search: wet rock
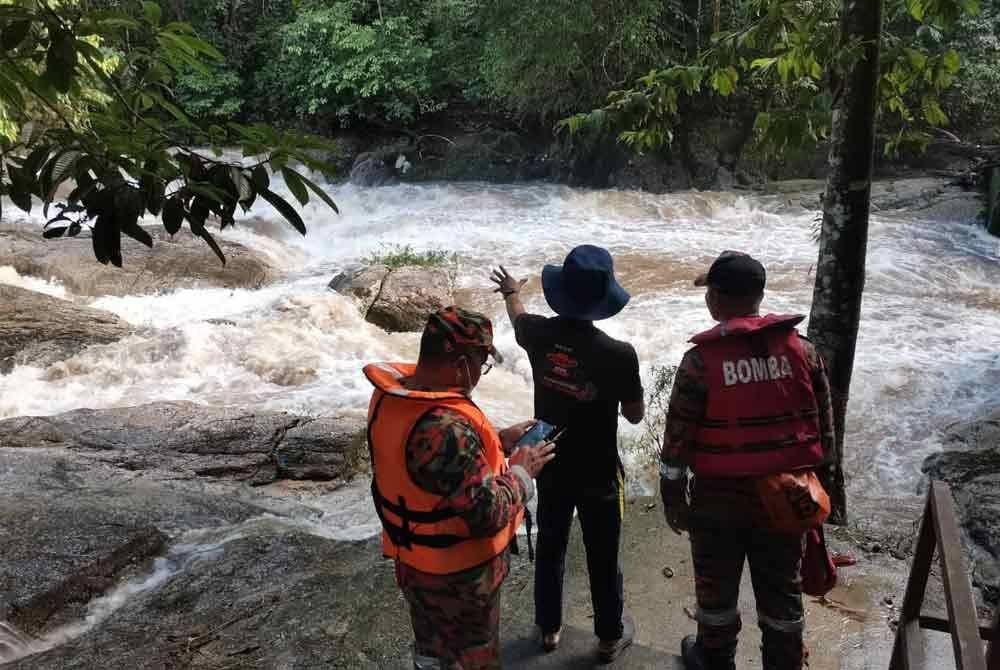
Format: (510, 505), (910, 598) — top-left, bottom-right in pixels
(350, 154), (398, 187)
(328, 264), (390, 315)
(765, 177), (984, 222)
(6, 527), (415, 670)
(9, 527), (167, 637)
(0, 284), (131, 373)
(370, 266), (453, 332)
(0, 401), (368, 486)
(0, 447), (267, 638)
(923, 408), (1000, 604)
(329, 265), (453, 333)
(0, 224), (276, 297)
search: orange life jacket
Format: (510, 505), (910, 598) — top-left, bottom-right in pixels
(363, 362), (523, 575)
(690, 315), (825, 478)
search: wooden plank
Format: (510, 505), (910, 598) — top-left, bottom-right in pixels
(898, 620), (925, 670)
(919, 614), (994, 638)
(900, 493), (936, 622)
(891, 493), (936, 670)
(987, 610), (999, 670)
(930, 482), (988, 670)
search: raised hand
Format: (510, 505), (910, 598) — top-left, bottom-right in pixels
(490, 265), (527, 297)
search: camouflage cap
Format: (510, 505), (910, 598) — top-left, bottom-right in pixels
(424, 306), (503, 363)
(694, 250), (766, 296)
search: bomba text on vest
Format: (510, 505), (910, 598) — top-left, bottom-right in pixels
(721, 355), (794, 387)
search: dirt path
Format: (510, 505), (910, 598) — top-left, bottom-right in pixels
(499, 497), (954, 670)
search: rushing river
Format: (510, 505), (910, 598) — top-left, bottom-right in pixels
(2, 181), (999, 535)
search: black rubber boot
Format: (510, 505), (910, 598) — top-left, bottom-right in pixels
(681, 634), (737, 670)
(761, 628), (804, 670)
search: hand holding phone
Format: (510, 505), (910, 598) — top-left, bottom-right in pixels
(515, 420), (557, 449)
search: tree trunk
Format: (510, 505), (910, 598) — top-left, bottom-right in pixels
(807, 0), (884, 526)
(988, 167), (1000, 237)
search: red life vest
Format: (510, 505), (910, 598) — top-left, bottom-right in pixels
(363, 362), (523, 575)
(690, 314), (824, 479)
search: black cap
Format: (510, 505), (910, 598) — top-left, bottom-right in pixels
(694, 251), (766, 296)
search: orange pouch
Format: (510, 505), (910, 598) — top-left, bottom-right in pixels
(755, 470), (831, 533)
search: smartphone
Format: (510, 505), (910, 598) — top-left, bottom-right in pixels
(515, 420), (557, 448)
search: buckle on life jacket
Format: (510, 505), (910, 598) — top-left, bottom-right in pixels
(372, 481), (468, 549)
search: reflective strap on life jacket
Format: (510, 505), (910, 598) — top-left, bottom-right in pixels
(371, 480), (467, 549)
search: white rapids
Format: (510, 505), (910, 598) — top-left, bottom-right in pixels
(2, 180), (1000, 534)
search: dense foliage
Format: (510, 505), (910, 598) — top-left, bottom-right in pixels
(1, 0), (995, 266)
(161, 0), (995, 146)
(0, 0), (339, 266)
(562, 0), (983, 156)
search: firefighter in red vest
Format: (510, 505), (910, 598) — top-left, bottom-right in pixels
(659, 252), (836, 670)
(365, 306), (555, 669)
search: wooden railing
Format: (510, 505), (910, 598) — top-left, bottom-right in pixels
(890, 481), (999, 670)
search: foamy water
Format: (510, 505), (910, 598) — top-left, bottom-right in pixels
(2, 182), (999, 531)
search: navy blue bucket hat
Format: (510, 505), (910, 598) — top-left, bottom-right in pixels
(542, 245), (630, 321)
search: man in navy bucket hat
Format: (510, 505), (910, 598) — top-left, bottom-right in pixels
(491, 245), (645, 662)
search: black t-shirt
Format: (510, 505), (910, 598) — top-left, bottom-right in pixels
(514, 314), (643, 486)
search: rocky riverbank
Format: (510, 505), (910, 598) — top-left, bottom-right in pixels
(0, 413), (920, 670)
(924, 408), (1000, 606)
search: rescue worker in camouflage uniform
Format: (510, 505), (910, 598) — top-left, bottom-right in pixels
(364, 306), (556, 670)
(659, 252), (837, 670)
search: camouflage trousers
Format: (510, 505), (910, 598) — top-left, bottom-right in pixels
(689, 524), (806, 670)
(395, 556), (507, 670)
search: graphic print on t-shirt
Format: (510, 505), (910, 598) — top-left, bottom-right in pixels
(540, 344), (598, 402)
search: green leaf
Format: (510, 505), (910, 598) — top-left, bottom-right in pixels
(143, 1), (162, 26)
(162, 197), (184, 235)
(195, 227), (226, 265)
(187, 182), (229, 205)
(251, 165), (270, 190)
(23, 145), (51, 178)
(260, 188), (306, 235)
(289, 167), (339, 214)
(281, 167), (309, 206)
(10, 190), (31, 213)
(148, 92), (192, 126)
(750, 57), (777, 71)
(941, 50), (961, 74)
(230, 167), (253, 202)
(44, 35), (76, 94)
(122, 221), (154, 248)
(92, 211), (122, 267)
(1, 20), (30, 51)
(51, 150), (82, 185)
(43, 226), (69, 239)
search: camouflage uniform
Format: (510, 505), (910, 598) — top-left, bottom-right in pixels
(395, 406), (530, 669)
(661, 341), (836, 670)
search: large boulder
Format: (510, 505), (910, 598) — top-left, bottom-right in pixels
(923, 409), (1000, 604)
(349, 154), (400, 187)
(0, 284), (131, 373)
(329, 265), (453, 332)
(0, 401), (367, 486)
(0, 225), (276, 297)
